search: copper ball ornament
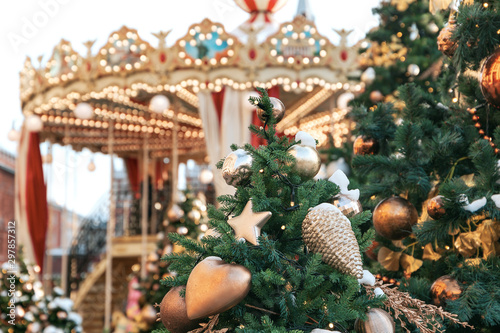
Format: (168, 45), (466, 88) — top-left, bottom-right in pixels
(369, 90), (384, 103)
(437, 20), (458, 58)
(222, 149), (253, 186)
(430, 275), (462, 307)
(480, 47), (500, 108)
(256, 97), (285, 123)
(287, 144), (322, 182)
(353, 136), (379, 155)
(372, 197), (418, 240)
(354, 308), (395, 333)
(160, 286), (202, 333)
(427, 195), (446, 220)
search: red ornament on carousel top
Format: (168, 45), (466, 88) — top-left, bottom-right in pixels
(234, 0), (288, 25)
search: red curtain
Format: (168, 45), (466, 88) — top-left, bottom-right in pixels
(211, 87), (226, 126)
(25, 133), (48, 271)
(125, 158), (140, 196)
(251, 85), (280, 147)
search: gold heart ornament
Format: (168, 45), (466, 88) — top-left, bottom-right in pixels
(186, 256), (252, 319)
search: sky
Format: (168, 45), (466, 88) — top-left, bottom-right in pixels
(0, 0), (382, 215)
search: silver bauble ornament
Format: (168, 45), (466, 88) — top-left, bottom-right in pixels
(256, 97), (285, 123)
(287, 144), (321, 182)
(222, 149), (253, 186)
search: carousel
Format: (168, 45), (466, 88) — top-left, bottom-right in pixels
(16, 0), (365, 331)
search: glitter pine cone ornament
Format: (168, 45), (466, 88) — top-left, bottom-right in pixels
(302, 203), (364, 278)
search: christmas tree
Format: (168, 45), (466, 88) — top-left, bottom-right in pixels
(154, 89), (470, 333)
(0, 250), (82, 333)
(351, 1), (500, 332)
(357, 0), (444, 106)
(138, 189), (208, 332)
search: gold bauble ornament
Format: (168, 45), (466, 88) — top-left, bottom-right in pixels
(354, 308), (395, 333)
(437, 20), (457, 58)
(427, 195), (446, 220)
(369, 90), (384, 103)
(187, 209), (201, 223)
(185, 256), (252, 320)
(372, 197), (418, 240)
(227, 200), (272, 245)
(160, 286), (202, 333)
(430, 275), (462, 307)
(167, 204), (184, 221)
(302, 203), (364, 278)
(287, 144), (321, 182)
(256, 97), (285, 123)
(480, 47), (500, 108)
(353, 136), (379, 155)
(222, 149), (253, 186)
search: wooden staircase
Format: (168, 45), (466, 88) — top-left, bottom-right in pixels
(72, 236), (157, 333)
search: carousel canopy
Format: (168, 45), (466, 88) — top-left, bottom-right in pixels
(20, 5), (364, 161)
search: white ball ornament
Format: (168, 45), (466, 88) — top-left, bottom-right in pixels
(74, 102), (94, 119)
(87, 160), (96, 172)
(361, 67), (376, 84)
(7, 128), (20, 141)
(199, 168), (214, 184)
(26, 114), (43, 132)
(408, 64), (420, 76)
(150, 95), (170, 113)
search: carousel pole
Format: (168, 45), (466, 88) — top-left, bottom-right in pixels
(61, 124), (70, 295)
(171, 108), (179, 221)
(43, 142), (53, 295)
(151, 157), (157, 234)
(140, 136), (149, 280)
(104, 119), (115, 332)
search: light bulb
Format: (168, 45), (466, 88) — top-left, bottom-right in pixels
(150, 95), (170, 113)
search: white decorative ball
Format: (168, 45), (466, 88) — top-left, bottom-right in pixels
(408, 64), (420, 76)
(74, 102), (94, 119)
(199, 168), (214, 184)
(26, 115), (43, 132)
(361, 67), (376, 84)
(87, 160), (96, 172)
(7, 128), (20, 142)
(177, 226), (189, 235)
(150, 95), (170, 113)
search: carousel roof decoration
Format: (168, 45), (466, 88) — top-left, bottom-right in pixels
(20, 1), (364, 159)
